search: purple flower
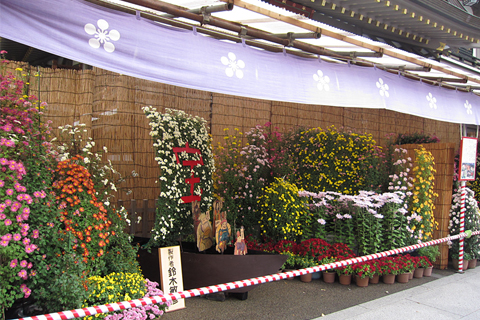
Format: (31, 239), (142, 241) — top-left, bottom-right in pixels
(10, 259), (18, 268)
(0, 239), (8, 247)
(10, 203), (20, 212)
(6, 189), (14, 196)
(22, 238), (30, 246)
(21, 212), (29, 221)
(20, 260), (28, 268)
(18, 269), (28, 280)
(13, 233), (21, 241)
(32, 229), (39, 239)
(2, 233), (12, 241)
(0, 180), (4, 187)
(24, 287), (31, 298)
(25, 244), (37, 253)
(4, 219), (12, 226)
(0, 213), (5, 219)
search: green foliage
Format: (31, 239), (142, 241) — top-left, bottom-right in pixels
(34, 253), (91, 312)
(96, 207), (140, 276)
(417, 245), (440, 263)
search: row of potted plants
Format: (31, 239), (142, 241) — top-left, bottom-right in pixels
(245, 236), (441, 286)
(298, 254), (435, 286)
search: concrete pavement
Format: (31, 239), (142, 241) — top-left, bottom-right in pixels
(163, 263), (479, 320)
(317, 265), (480, 320)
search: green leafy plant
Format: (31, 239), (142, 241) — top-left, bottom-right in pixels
(417, 245), (440, 264)
(319, 256), (337, 273)
(295, 256), (317, 269)
(416, 256), (432, 268)
(280, 252), (297, 270)
(336, 264), (353, 276)
(351, 261), (376, 279)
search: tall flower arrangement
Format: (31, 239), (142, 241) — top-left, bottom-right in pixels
(448, 187), (480, 260)
(0, 62), (60, 314)
(281, 126), (384, 195)
(52, 156), (113, 264)
(143, 107), (214, 247)
(213, 125), (270, 230)
(408, 146), (438, 243)
(299, 190), (410, 255)
(258, 177), (310, 242)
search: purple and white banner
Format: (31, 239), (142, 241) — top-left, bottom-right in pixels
(1, 0), (479, 124)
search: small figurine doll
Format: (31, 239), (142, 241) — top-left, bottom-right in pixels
(215, 212), (231, 254)
(196, 210), (214, 252)
(234, 226), (247, 255)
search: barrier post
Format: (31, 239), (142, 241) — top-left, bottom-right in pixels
(458, 181), (466, 272)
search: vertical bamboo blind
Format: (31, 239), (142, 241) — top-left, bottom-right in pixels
(3, 62), (460, 266)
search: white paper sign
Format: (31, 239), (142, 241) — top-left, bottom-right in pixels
(159, 245), (185, 312)
(459, 137), (478, 181)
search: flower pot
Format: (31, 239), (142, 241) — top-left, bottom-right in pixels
(423, 266), (433, 277)
(355, 275), (369, 287)
(452, 259), (468, 271)
(413, 267), (424, 278)
(409, 271), (413, 280)
(300, 273), (313, 283)
(382, 274), (395, 284)
(469, 259), (477, 269)
(339, 274), (352, 285)
(322, 271), (336, 283)
(369, 274), (380, 284)
(396, 272), (410, 283)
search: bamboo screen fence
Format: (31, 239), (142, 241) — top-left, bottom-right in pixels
(4, 62), (462, 267)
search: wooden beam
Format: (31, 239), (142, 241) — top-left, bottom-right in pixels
(227, 0), (480, 85)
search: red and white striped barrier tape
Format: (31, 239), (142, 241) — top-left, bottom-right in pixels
(16, 231), (480, 320)
(458, 183), (467, 270)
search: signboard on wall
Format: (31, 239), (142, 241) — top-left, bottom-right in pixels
(459, 137), (478, 181)
(159, 246), (185, 312)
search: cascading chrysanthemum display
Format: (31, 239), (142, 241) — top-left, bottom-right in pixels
(143, 107), (215, 247)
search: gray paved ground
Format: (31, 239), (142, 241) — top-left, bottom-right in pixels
(162, 266), (460, 320)
(319, 262), (480, 320)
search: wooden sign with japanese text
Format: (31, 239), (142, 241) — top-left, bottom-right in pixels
(159, 246), (185, 312)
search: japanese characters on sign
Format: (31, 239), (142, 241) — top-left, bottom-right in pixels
(172, 142), (204, 204)
(159, 246), (185, 312)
